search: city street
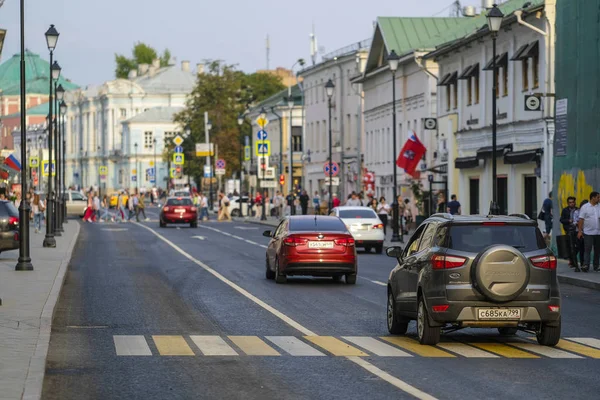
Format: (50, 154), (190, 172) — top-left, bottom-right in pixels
(41, 217), (600, 400)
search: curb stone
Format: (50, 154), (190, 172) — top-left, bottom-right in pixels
(21, 221), (81, 400)
(558, 275), (600, 291)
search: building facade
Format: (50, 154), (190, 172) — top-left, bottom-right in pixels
(63, 59), (198, 192)
(299, 41), (369, 200)
(425, 0), (553, 218)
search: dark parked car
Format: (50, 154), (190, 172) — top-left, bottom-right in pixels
(160, 197), (198, 228)
(264, 216), (358, 284)
(0, 200), (20, 253)
(386, 214), (561, 346)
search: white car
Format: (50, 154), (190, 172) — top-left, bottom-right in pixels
(330, 206), (385, 253)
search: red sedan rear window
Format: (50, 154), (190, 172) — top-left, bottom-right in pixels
(290, 217), (346, 232)
(166, 198), (193, 206)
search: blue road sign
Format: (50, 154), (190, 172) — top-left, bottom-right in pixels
(150, 178), (156, 183)
(257, 130), (268, 140)
(257, 142), (270, 155)
(174, 146), (183, 154)
(42, 160), (56, 177)
(204, 165), (212, 178)
(132, 176), (137, 182)
(147, 167), (155, 177)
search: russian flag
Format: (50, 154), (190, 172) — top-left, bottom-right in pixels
(4, 154), (21, 172)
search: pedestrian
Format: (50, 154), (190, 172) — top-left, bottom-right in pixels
(446, 194), (462, 215)
(117, 191), (126, 222)
(577, 191), (600, 273)
(200, 192), (209, 221)
(560, 196), (579, 270)
(137, 192), (148, 221)
(540, 192), (553, 240)
(377, 197), (390, 237)
(100, 195), (111, 222)
(92, 191), (100, 222)
(397, 196), (407, 234)
(299, 190), (309, 215)
(312, 191), (321, 215)
(255, 192), (263, 219)
(346, 192), (362, 207)
(286, 191), (296, 216)
(436, 192), (446, 213)
(83, 191), (94, 222)
(273, 191), (282, 218)
(332, 193), (340, 208)
(32, 193), (45, 233)
(14, 192), (21, 209)
(219, 193), (231, 221)
(574, 200), (588, 268)
(127, 193), (135, 221)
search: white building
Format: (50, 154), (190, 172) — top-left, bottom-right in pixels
(298, 40), (369, 200)
(423, 0), (554, 218)
(63, 59), (199, 192)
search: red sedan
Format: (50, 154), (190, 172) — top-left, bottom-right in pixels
(264, 216), (358, 284)
(160, 197), (198, 228)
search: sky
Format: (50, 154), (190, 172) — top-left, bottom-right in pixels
(0, 0), (465, 87)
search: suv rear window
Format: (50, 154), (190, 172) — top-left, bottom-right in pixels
(2, 201), (19, 217)
(166, 198), (193, 206)
(339, 209), (377, 219)
(447, 224), (546, 253)
(290, 217), (346, 232)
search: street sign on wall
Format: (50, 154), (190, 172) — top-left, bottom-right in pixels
(196, 143), (214, 157)
(260, 180), (277, 188)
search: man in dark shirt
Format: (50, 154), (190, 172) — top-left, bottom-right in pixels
(446, 194), (462, 215)
(560, 196), (579, 269)
(542, 192), (553, 239)
(286, 191), (296, 215)
(299, 190), (309, 215)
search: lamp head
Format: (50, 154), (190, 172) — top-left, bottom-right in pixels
(45, 24), (59, 51)
(51, 61), (61, 80)
(387, 50), (400, 73)
(487, 4), (504, 33)
(325, 79), (335, 99)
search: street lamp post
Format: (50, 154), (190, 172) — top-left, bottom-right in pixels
(153, 138), (157, 193)
(60, 101), (68, 223)
(259, 107), (267, 221)
(55, 84), (65, 232)
(287, 96), (294, 200)
(487, 4), (504, 215)
(387, 50), (402, 243)
(134, 143), (138, 191)
(184, 125), (192, 189)
(325, 79), (335, 213)
(204, 114), (213, 210)
(237, 115), (245, 216)
(15, 0), (34, 270)
(43, 25), (59, 249)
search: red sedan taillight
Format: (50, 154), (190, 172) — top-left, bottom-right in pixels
(190, 207), (197, 212)
(334, 238), (355, 247)
(529, 255), (557, 270)
(283, 237), (308, 247)
(431, 254), (467, 269)
(163, 206), (170, 212)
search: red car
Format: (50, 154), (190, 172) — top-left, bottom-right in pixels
(264, 216), (358, 284)
(160, 197), (198, 228)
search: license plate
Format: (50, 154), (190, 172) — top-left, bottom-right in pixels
(308, 241), (334, 249)
(477, 308), (521, 320)
(175, 208), (185, 213)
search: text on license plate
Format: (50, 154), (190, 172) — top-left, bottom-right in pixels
(308, 241), (334, 249)
(175, 209), (185, 213)
(478, 308), (521, 320)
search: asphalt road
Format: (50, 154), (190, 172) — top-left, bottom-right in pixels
(42, 217), (600, 400)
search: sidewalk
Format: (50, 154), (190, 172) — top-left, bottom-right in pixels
(557, 259), (600, 290)
(0, 222), (81, 400)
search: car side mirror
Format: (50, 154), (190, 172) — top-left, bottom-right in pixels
(386, 246), (403, 260)
(263, 230), (273, 238)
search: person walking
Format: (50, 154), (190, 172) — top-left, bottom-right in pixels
(273, 191), (282, 218)
(100, 195), (112, 222)
(446, 194), (462, 215)
(92, 191), (100, 222)
(220, 193), (232, 221)
(345, 192), (362, 207)
(32, 193), (45, 233)
(127, 193), (136, 221)
(83, 191), (95, 222)
(312, 191), (321, 215)
(200, 192), (209, 221)
(377, 197), (390, 237)
(299, 190), (309, 215)
(577, 191), (600, 273)
(574, 200), (588, 268)
(117, 191), (127, 222)
(137, 192), (148, 221)
(332, 193), (340, 208)
(560, 196), (579, 270)
(286, 191), (296, 216)
(541, 192), (553, 240)
(255, 192), (263, 219)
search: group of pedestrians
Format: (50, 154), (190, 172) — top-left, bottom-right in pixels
(81, 188), (150, 224)
(561, 191), (600, 273)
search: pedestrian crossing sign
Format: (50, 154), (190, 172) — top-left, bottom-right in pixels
(98, 165), (108, 175)
(255, 140), (271, 157)
(42, 160), (55, 177)
(29, 156), (39, 168)
(173, 153), (185, 165)
(244, 146), (251, 161)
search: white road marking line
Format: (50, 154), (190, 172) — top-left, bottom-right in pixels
(266, 336), (326, 356)
(347, 357), (438, 400)
(235, 226), (259, 230)
(199, 225), (269, 248)
(358, 277), (388, 287)
(508, 342), (583, 359)
(567, 337), (600, 350)
(437, 342), (499, 358)
(190, 335), (238, 356)
(134, 222), (438, 400)
(114, 335), (152, 356)
(343, 337), (412, 357)
(232, 235), (245, 240)
(191, 236), (206, 240)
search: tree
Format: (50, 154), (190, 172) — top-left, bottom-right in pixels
(114, 42), (172, 79)
(174, 61), (285, 191)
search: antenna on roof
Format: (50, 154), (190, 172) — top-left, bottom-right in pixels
(310, 23), (318, 66)
(450, 0), (462, 17)
(266, 34), (270, 70)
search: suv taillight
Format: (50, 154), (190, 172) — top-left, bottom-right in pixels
(8, 216), (18, 226)
(334, 238), (355, 247)
(283, 237), (308, 247)
(432, 254), (467, 269)
(529, 255), (557, 270)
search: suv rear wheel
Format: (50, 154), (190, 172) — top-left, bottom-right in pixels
(417, 297), (440, 345)
(387, 292), (408, 334)
(537, 317), (561, 346)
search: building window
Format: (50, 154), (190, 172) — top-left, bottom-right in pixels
(503, 65), (509, 97)
(144, 131), (153, 149)
(474, 72), (480, 104)
(120, 108), (126, 118)
(522, 58), (529, 91)
(452, 83), (458, 109)
(446, 85), (451, 111)
(532, 48), (539, 89)
(292, 127), (303, 152)
(164, 131), (176, 142)
(466, 76), (473, 106)
(439, 71), (457, 111)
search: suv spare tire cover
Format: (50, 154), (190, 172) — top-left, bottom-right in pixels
(471, 245), (530, 303)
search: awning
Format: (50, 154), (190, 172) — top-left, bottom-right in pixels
(483, 52), (508, 70)
(476, 144), (513, 159)
(437, 73), (451, 86)
(455, 156), (479, 169)
(438, 71), (458, 86)
(458, 63), (479, 80)
(511, 44), (529, 61)
(503, 148), (543, 164)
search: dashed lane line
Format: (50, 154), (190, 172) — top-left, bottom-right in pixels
(133, 222), (438, 400)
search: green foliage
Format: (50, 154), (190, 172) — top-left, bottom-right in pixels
(174, 61), (285, 185)
(114, 42), (172, 79)
(410, 179), (427, 215)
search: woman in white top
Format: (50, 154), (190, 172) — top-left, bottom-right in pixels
(377, 197), (391, 237)
(32, 194), (45, 233)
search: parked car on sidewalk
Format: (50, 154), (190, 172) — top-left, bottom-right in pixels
(385, 213), (561, 346)
(330, 206), (385, 254)
(228, 196), (250, 217)
(160, 197), (198, 228)
(63, 191), (87, 217)
(0, 200), (20, 253)
(264, 215), (358, 284)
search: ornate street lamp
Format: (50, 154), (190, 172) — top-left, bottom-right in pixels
(388, 50), (402, 243)
(60, 100), (68, 223)
(134, 142), (138, 191)
(486, 4), (504, 215)
(55, 84), (65, 231)
(287, 96), (294, 199)
(325, 79), (335, 213)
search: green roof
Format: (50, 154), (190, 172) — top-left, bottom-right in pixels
(254, 84), (302, 110)
(4, 101), (49, 119)
(0, 50), (79, 95)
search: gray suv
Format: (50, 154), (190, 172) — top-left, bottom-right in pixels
(386, 214), (561, 346)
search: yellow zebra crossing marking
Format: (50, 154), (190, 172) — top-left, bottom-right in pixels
(152, 335), (195, 356)
(113, 335), (600, 359)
